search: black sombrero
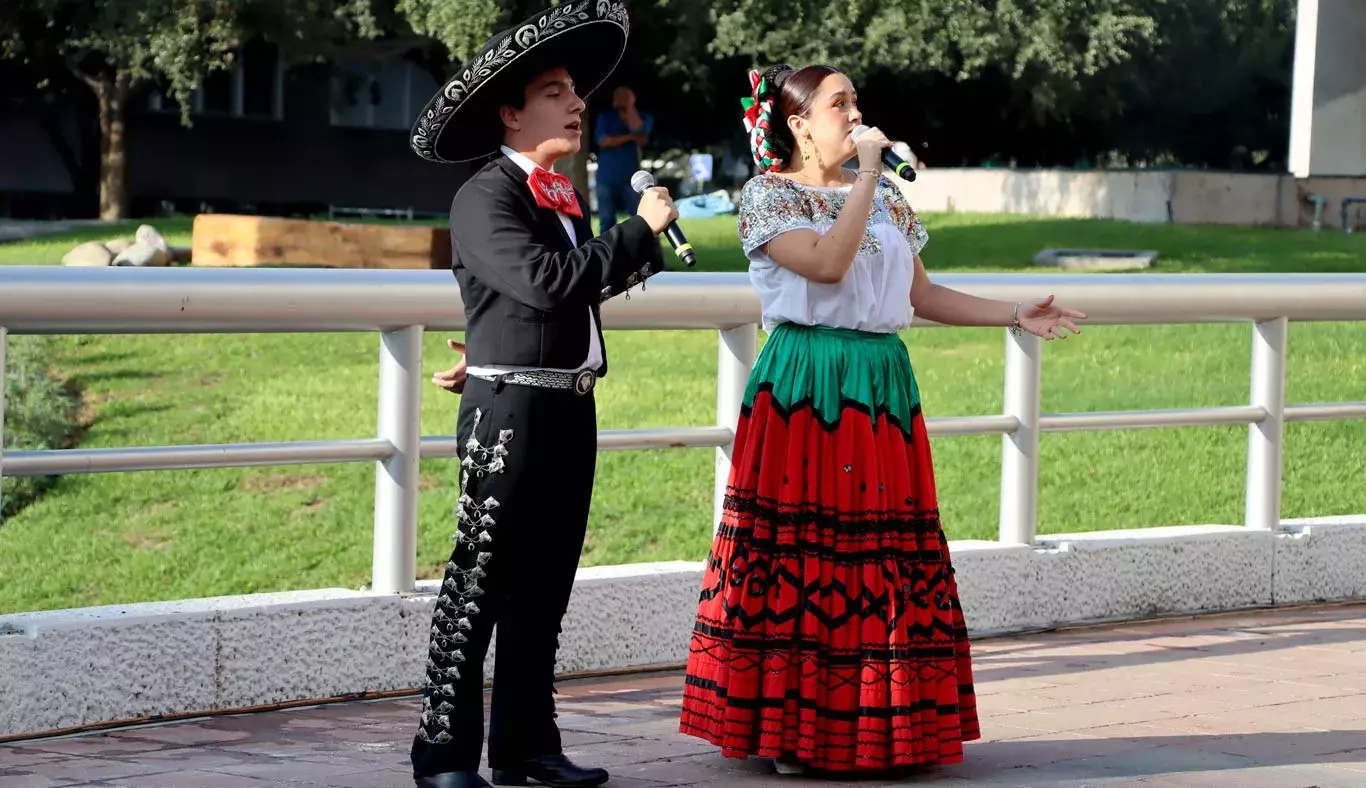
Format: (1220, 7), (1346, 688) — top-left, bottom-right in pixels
(410, 0), (630, 164)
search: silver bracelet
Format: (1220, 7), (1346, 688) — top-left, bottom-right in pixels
(1009, 302), (1022, 335)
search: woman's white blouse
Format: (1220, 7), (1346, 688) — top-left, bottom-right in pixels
(737, 172), (929, 335)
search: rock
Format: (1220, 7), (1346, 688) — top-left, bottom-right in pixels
(104, 238), (132, 255)
(62, 240), (114, 267)
(1032, 248), (1157, 272)
(112, 241), (171, 267)
(136, 224), (169, 252)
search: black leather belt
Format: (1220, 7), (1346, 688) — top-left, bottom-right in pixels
(470, 368), (596, 395)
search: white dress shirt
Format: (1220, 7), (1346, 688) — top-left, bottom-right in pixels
(466, 146), (603, 379)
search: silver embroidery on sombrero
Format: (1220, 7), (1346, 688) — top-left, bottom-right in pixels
(411, 0), (630, 162)
(416, 407), (513, 745)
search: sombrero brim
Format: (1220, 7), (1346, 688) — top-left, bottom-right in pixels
(411, 1), (630, 164)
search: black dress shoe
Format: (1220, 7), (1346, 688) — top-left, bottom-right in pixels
(416, 772), (492, 788)
(491, 753), (609, 787)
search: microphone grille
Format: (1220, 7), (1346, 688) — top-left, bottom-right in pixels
(630, 170), (655, 193)
(851, 124), (870, 139)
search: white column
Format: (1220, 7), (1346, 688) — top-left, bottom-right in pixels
(1246, 318), (1288, 531)
(373, 326), (423, 594)
(999, 329), (1042, 544)
(714, 325), (757, 533)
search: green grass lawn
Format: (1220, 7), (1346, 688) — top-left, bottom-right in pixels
(1, 212), (1364, 614)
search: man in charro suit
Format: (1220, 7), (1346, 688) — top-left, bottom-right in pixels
(406, 3), (675, 787)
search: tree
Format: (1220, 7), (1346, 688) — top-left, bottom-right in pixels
(708, 0), (1154, 86)
(613, 0), (1161, 169)
(1, 0), (247, 219)
(1105, 0), (1296, 169)
(697, 0), (1295, 171)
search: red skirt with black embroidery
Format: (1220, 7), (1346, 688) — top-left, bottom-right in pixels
(678, 327), (979, 773)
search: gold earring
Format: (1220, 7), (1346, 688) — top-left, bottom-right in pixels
(806, 135), (825, 169)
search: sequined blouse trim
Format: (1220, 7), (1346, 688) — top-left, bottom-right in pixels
(736, 173), (929, 259)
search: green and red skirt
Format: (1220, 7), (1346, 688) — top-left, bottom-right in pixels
(679, 322), (980, 773)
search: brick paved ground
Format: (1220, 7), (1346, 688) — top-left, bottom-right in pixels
(4, 603), (1365, 787)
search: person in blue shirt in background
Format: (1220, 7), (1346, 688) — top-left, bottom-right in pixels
(594, 86), (653, 231)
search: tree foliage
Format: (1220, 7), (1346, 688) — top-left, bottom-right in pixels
(1, 0), (244, 125)
(0, 0), (1303, 217)
(708, 0), (1155, 84)
(680, 0), (1294, 170)
(395, 0), (502, 63)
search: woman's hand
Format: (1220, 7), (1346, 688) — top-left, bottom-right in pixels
(1017, 296), (1087, 340)
(854, 126), (891, 173)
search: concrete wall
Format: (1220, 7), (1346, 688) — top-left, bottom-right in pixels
(1290, 0), (1366, 178)
(900, 169), (1174, 223)
(896, 169), (1366, 229)
(4, 516), (1365, 741)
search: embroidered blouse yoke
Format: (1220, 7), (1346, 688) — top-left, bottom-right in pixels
(737, 173), (929, 334)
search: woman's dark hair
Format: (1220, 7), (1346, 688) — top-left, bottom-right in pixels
(757, 64), (840, 165)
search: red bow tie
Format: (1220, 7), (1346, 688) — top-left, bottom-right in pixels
(527, 167), (583, 219)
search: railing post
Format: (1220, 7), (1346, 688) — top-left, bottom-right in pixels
(0, 326), (7, 518)
(1000, 328), (1042, 544)
(373, 326), (423, 594)
(715, 324), (757, 533)
(1246, 317), (1288, 530)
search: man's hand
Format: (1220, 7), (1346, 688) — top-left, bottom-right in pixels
(636, 186), (678, 236)
(431, 338), (468, 394)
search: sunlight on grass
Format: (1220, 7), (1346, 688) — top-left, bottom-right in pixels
(1, 214), (1364, 613)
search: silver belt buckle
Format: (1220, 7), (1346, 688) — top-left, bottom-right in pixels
(572, 369), (596, 395)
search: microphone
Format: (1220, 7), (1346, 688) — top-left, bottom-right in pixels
(852, 125), (917, 182)
(630, 170), (695, 267)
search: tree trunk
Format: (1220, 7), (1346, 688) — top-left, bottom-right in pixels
(90, 72), (132, 221)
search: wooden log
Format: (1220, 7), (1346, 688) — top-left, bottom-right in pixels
(190, 214), (450, 270)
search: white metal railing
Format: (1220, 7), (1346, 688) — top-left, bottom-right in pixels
(3, 267), (1366, 594)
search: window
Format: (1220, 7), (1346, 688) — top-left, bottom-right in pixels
(330, 60), (439, 131)
(145, 40), (285, 121)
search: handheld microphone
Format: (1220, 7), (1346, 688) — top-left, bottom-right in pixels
(630, 170), (695, 267)
(852, 125), (917, 182)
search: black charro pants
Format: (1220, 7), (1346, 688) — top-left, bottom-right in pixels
(411, 375), (597, 777)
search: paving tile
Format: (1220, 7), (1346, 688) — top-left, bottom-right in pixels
(209, 752), (378, 781)
(975, 690), (1088, 713)
(563, 734), (719, 768)
(558, 728), (630, 747)
(5, 755), (179, 783)
(0, 746), (70, 768)
(12, 734), (177, 758)
(1022, 683), (1176, 708)
(289, 767), (421, 788)
(0, 773), (86, 788)
(102, 745), (264, 772)
(214, 739), (346, 759)
(1325, 751), (1366, 775)
(976, 721), (1070, 742)
(106, 722), (254, 746)
(989, 699), (1184, 733)
(98, 768), (287, 787)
